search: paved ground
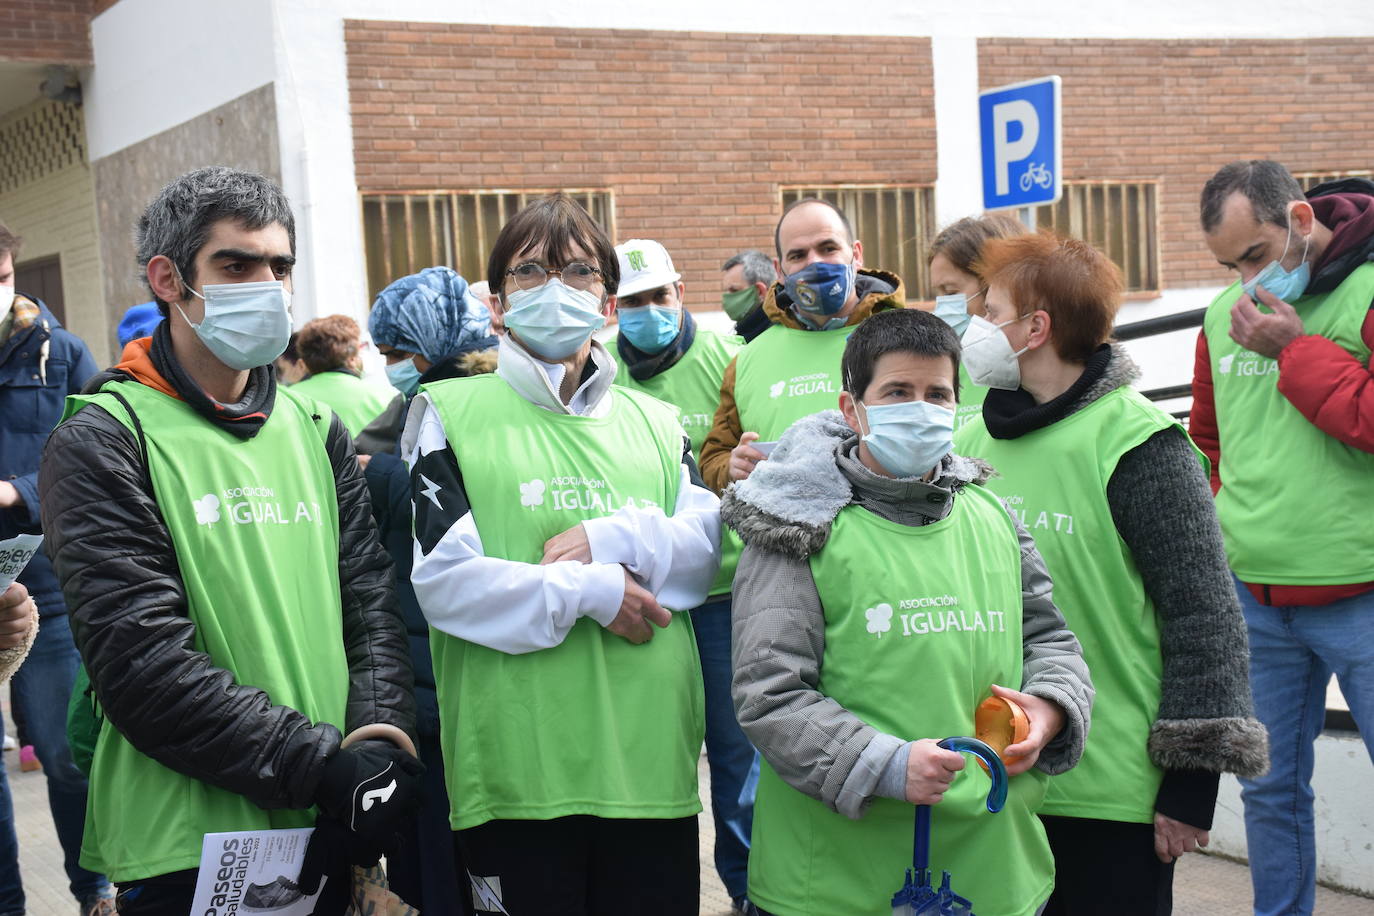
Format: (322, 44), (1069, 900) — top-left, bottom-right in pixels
(693, 757), (1374, 916)
(3, 726), (1371, 914)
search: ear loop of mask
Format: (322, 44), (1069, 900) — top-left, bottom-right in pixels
(1284, 208), (1312, 270)
(844, 369), (871, 438)
(168, 261), (206, 330)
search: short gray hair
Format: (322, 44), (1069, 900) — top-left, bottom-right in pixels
(1200, 160), (1305, 233)
(136, 167), (296, 313)
(722, 249), (775, 288)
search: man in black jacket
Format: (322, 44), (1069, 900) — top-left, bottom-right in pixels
(38, 167), (419, 915)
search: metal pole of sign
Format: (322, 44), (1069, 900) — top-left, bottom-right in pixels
(1019, 206), (1037, 231)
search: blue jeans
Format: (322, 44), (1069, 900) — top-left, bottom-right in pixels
(1234, 581), (1374, 916)
(0, 613), (107, 913)
(690, 597), (757, 903)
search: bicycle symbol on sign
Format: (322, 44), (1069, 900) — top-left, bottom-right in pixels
(1019, 162), (1054, 192)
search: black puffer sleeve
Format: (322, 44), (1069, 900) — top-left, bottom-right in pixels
(39, 403), (371, 810)
(323, 414), (415, 741)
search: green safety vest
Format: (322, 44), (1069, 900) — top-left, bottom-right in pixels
(1202, 264), (1374, 584)
(957, 386), (1186, 823)
(749, 488), (1051, 916)
(423, 375), (705, 830)
(721, 322), (853, 589)
(61, 382), (347, 882)
(954, 364), (988, 432)
(613, 328), (739, 459)
(733, 322), (852, 439)
(290, 370), (394, 437)
(615, 328), (739, 597)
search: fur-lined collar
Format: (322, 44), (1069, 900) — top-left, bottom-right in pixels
(720, 410), (992, 560)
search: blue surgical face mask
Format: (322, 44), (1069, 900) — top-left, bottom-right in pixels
(934, 291), (981, 337)
(618, 305), (681, 354)
(503, 279), (607, 360)
(385, 356), (422, 397)
(856, 397), (955, 479)
(784, 260), (855, 318)
(1242, 219), (1312, 303)
(174, 275), (292, 371)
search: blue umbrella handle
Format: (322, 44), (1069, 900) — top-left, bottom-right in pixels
(938, 736), (1008, 813)
(911, 736), (1011, 874)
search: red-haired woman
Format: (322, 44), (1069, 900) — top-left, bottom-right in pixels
(954, 232), (1268, 914)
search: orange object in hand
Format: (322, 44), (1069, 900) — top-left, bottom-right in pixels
(975, 695), (1031, 768)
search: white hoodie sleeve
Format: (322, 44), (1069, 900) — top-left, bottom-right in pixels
(404, 396), (627, 655)
(581, 465), (723, 610)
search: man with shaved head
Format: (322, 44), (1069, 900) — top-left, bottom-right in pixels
(1192, 159), (1374, 915)
(698, 199), (906, 494)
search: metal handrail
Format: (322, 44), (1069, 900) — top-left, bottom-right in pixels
(1112, 307), (1208, 341)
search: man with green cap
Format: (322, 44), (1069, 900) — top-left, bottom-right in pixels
(612, 237), (752, 910)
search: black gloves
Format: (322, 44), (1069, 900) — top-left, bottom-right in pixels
(299, 739), (425, 907)
(314, 739), (425, 836)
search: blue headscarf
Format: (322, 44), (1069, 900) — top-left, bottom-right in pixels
(368, 267), (494, 364)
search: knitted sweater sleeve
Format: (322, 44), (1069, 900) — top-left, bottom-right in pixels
(1105, 428), (1269, 796)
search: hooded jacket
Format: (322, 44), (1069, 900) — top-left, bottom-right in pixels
(721, 410), (1093, 819)
(1189, 179), (1374, 606)
(37, 333), (414, 811)
(698, 268), (905, 494)
(0, 295), (98, 618)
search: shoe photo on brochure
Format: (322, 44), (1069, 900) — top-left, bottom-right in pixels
(243, 874), (307, 911)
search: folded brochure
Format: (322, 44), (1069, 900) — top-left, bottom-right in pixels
(0, 534), (42, 593)
(191, 828), (325, 915)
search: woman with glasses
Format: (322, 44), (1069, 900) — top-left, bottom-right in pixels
(400, 193), (722, 914)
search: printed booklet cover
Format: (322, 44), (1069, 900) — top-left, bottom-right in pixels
(191, 828), (326, 915)
(0, 534), (42, 592)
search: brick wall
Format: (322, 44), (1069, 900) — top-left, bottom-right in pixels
(979, 39), (1374, 290)
(346, 21), (936, 306)
(0, 0), (93, 65)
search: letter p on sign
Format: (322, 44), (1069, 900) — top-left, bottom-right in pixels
(979, 75), (1061, 211)
(993, 100), (1038, 196)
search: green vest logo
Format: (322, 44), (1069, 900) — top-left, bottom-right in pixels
(865, 593), (1008, 639)
(1217, 352), (1276, 378)
(865, 602), (893, 637)
(192, 487), (324, 527)
(520, 479), (547, 507)
(193, 494), (221, 525)
(519, 476), (661, 514)
(769, 372), (834, 400)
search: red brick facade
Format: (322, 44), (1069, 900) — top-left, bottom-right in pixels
(0, 0), (93, 65)
(979, 39), (1374, 289)
(346, 21), (936, 304)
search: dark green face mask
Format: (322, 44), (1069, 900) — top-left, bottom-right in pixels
(721, 286), (759, 321)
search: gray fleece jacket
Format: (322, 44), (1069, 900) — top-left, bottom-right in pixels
(722, 410), (1094, 820)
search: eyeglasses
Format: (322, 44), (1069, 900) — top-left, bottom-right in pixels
(505, 260), (604, 292)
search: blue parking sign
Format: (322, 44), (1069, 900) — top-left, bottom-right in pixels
(979, 76), (1062, 211)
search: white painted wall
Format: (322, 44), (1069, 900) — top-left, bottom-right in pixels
(1210, 733), (1374, 896)
(86, 0), (277, 162)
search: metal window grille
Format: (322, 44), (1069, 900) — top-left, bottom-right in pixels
(779, 185), (938, 301)
(1032, 181), (1160, 294)
(1294, 170), (1372, 192)
(359, 189), (615, 300)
